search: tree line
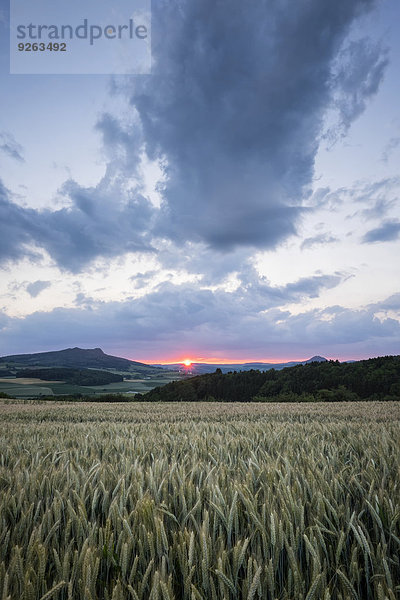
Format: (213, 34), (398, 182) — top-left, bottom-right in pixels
(16, 367), (123, 386)
(141, 355), (400, 402)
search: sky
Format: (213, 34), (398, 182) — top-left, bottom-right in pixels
(0, 0), (400, 364)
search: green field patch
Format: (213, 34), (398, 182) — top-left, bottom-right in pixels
(0, 373), (181, 397)
(0, 384), (54, 397)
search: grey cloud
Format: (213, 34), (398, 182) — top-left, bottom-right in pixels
(328, 37), (388, 142)
(0, 177), (156, 272)
(362, 220), (400, 243)
(156, 242), (255, 286)
(381, 137), (400, 163)
(130, 270), (159, 289)
(235, 266), (344, 307)
(74, 292), (96, 308)
(0, 0), (389, 271)
(368, 293), (400, 312)
(26, 280), (51, 298)
(283, 274), (343, 298)
(0, 283), (398, 360)
(353, 178), (400, 220)
(308, 188), (332, 208)
(301, 234), (338, 250)
(359, 197), (398, 220)
(308, 186), (350, 210)
(0, 181), (42, 263)
(0, 132), (24, 162)
(315, 178), (400, 220)
(0, 312), (10, 332)
(95, 113), (144, 177)
(126, 0), (382, 251)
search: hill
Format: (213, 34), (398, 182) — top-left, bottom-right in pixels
(0, 347), (163, 375)
(143, 355), (400, 402)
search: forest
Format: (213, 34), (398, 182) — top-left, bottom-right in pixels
(142, 355), (400, 402)
(16, 367), (123, 386)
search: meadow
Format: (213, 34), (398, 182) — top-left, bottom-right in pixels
(0, 373), (179, 399)
(0, 401), (399, 599)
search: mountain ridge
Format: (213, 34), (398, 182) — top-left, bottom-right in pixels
(0, 347), (160, 373)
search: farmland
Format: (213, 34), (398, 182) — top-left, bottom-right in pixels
(0, 347), (183, 398)
(0, 401), (399, 599)
(0, 372), (180, 399)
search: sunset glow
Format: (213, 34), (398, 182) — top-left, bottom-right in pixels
(147, 355), (334, 365)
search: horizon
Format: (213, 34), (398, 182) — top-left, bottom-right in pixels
(0, 344), (393, 366)
(1, 0), (400, 359)
(106, 350), (397, 365)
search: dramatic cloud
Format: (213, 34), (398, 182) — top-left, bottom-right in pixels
(127, 0), (384, 250)
(1, 1), (398, 365)
(39, 180), (155, 272)
(0, 282), (398, 360)
(0, 0), (389, 273)
(0, 180), (42, 263)
(362, 219), (400, 243)
(0, 177), (155, 272)
(26, 280), (51, 298)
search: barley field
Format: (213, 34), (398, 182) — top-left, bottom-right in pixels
(0, 401), (399, 600)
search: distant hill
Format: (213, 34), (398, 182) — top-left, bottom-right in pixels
(305, 355), (327, 363)
(0, 347), (163, 375)
(156, 355), (328, 374)
(143, 355), (400, 402)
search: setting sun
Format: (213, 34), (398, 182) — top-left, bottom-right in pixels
(183, 359), (192, 367)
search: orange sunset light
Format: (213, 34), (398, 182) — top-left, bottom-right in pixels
(182, 359), (192, 367)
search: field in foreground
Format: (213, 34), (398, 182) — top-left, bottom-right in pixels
(0, 402), (399, 600)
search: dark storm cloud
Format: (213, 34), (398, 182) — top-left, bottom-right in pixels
(362, 220), (400, 243)
(26, 280), (51, 298)
(0, 181), (42, 263)
(127, 0), (383, 250)
(38, 180), (156, 271)
(0, 177), (155, 272)
(0, 0), (388, 271)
